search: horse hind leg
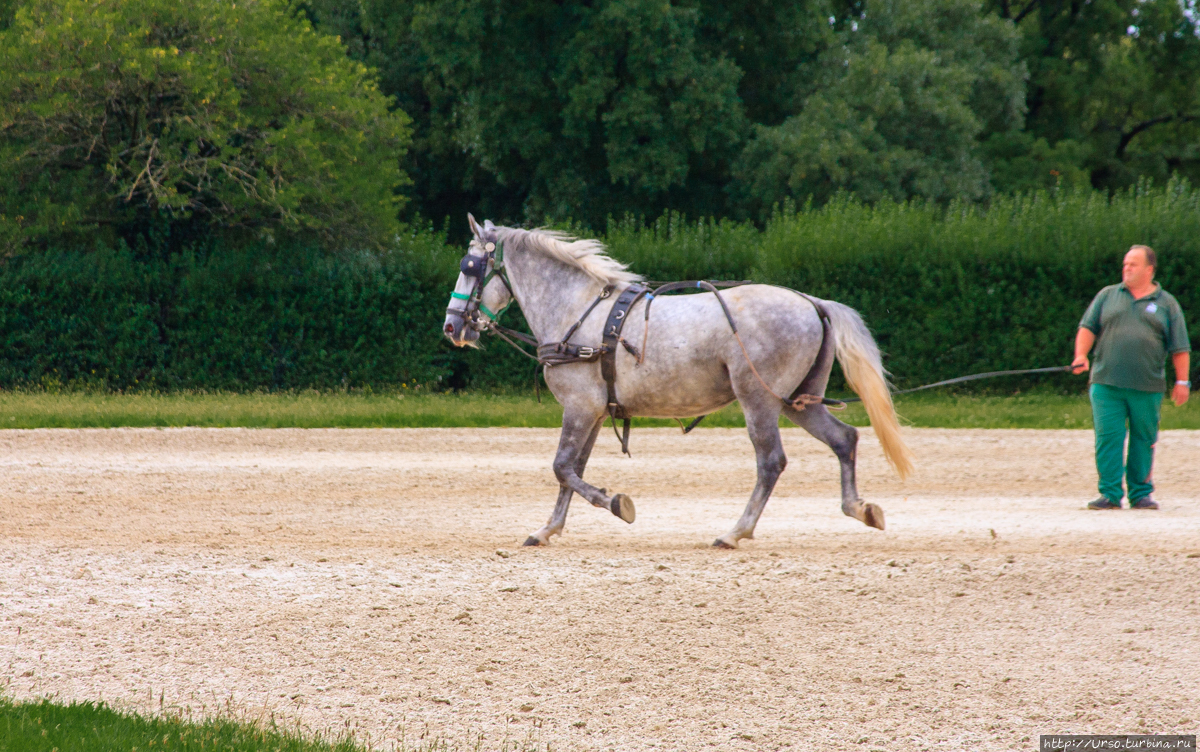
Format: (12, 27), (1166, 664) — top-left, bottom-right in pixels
(714, 399), (788, 549)
(524, 414), (607, 546)
(784, 403), (884, 530)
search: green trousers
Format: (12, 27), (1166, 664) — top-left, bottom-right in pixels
(1089, 383), (1163, 503)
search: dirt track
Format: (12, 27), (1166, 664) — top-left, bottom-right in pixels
(2, 426), (1199, 751)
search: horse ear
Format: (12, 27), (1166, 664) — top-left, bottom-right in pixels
(483, 219), (496, 232)
(467, 213), (483, 239)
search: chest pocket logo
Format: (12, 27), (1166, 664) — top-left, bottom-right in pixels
(1145, 302), (1158, 314)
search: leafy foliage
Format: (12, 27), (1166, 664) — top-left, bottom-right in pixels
(297, 0), (1200, 227)
(0, 0), (411, 253)
(320, 0), (749, 227)
(3, 185), (1196, 393)
(0, 232), (459, 390)
(986, 0), (1200, 193)
(2, 0), (1198, 396)
(733, 0), (1026, 216)
(6, 0), (1197, 238)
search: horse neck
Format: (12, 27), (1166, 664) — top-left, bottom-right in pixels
(504, 240), (609, 343)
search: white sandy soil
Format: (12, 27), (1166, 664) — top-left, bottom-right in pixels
(1, 427), (1198, 750)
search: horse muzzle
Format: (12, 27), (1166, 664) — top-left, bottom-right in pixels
(443, 314), (480, 347)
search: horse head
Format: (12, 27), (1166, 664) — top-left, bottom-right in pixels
(443, 213), (515, 347)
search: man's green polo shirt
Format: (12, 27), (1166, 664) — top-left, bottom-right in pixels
(1080, 283), (1190, 393)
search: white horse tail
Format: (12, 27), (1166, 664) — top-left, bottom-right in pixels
(823, 301), (915, 479)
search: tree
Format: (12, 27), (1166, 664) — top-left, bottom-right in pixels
(0, 0), (17, 31)
(986, 0), (1200, 192)
(301, 0), (1200, 226)
(0, 0), (412, 253)
(730, 0), (1026, 216)
(305, 0), (748, 229)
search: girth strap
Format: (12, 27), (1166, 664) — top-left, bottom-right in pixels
(600, 283), (649, 456)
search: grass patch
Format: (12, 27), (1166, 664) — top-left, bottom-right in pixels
(0, 696), (547, 752)
(828, 390), (1199, 429)
(0, 390), (566, 429)
(0, 389), (1197, 430)
(0, 697), (363, 752)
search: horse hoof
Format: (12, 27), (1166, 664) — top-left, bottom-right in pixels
(712, 538), (737, 549)
(862, 503), (886, 531)
(522, 536), (544, 547)
(610, 494), (635, 524)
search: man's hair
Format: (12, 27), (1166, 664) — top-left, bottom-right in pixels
(1130, 244), (1156, 268)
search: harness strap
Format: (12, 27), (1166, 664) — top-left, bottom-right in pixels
(478, 281), (647, 455)
(536, 340), (605, 365)
(639, 280), (751, 363)
(665, 285), (842, 432)
(600, 283), (650, 456)
(481, 284), (626, 369)
(680, 415), (707, 434)
(785, 292), (840, 408)
(562, 285), (614, 343)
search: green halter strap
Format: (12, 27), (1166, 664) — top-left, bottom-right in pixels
(477, 240), (514, 321)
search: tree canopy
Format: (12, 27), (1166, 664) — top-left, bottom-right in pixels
(3, 0), (1198, 243)
(732, 0), (1027, 215)
(0, 0), (412, 253)
(304, 0), (1200, 229)
(988, 0), (1200, 193)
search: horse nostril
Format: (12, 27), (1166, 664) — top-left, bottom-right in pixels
(444, 323), (455, 334)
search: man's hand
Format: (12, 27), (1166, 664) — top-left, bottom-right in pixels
(1073, 328), (1095, 374)
(1172, 383), (1190, 407)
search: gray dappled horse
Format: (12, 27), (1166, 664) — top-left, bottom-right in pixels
(443, 216), (914, 549)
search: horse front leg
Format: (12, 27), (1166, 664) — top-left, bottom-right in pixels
(714, 400), (787, 549)
(523, 415), (605, 546)
(543, 409), (636, 530)
(784, 403), (884, 530)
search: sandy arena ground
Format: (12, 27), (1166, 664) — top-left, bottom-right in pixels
(1, 426), (1199, 751)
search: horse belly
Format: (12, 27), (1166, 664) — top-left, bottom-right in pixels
(616, 314), (738, 418)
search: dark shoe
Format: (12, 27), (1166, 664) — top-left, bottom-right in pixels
(1087, 497), (1121, 509)
(1130, 497), (1159, 509)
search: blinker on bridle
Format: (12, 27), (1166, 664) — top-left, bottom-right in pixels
(447, 239), (514, 330)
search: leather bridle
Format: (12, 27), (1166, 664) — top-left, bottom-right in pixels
(446, 239), (515, 331)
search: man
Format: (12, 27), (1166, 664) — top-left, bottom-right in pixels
(1072, 245), (1191, 510)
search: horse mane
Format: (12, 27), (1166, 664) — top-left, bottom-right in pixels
(500, 228), (643, 286)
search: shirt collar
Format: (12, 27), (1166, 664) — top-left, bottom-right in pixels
(1119, 282), (1161, 300)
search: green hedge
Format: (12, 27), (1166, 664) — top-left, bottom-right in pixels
(0, 184), (1196, 392)
(748, 186), (1200, 391)
(602, 185), (1200, 392)
(0, 235), (446, 390)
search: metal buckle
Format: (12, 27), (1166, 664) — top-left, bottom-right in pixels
(576, 347), (595, 358)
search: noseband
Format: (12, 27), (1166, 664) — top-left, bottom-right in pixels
(446, 239), (514, 330)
